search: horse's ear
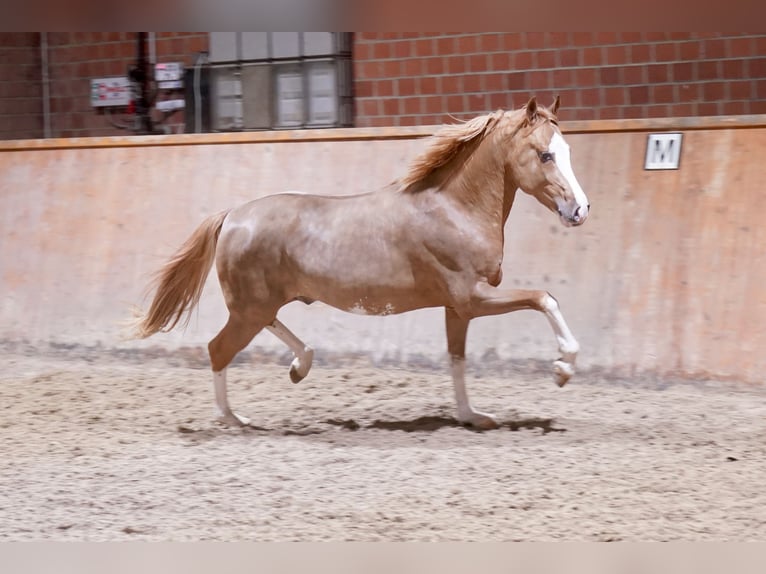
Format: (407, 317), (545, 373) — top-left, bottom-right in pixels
(550, 95), (560, 116)
(525, 97), (538, 123)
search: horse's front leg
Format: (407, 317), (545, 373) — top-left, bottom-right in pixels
(445, 308), (500, 430)
(469, 283), (580, 387)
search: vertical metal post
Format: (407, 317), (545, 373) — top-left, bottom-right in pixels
(135, 32), (153, 135)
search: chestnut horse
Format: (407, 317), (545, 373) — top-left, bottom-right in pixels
(133, 97), (589, 430)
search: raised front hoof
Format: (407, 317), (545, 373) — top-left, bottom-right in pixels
(289, 348), (314, 384)
(216, 411), (251, 427)
(553, 360), (575, 387)
(458, 411), (500, 431)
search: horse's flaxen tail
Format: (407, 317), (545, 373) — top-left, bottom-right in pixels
(132, 210), (230, 339)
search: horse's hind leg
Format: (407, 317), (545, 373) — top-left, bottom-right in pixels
(266, 319), (314, 383)
(208, 313), (265, 426)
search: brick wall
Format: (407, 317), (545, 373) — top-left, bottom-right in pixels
(47, 32), (208, 138)
(3, 32), (766, 139)
(353, 32), (766, 126)
(0, 32), (209, 139)
(0, 33), (43, 139)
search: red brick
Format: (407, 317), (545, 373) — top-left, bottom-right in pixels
(442, 75), (463, 94)
(673, 62), (695, 83)
(489, 52), (510, 71)
(628, 85), (649, 105)
(382, 98), (398, 115)
(669, 103), (696, 117)
(696, 60), (720, 81)
(402, 58), (421, 76)
(647, 64), (670, 83)
(594, 32), (618, 44)
(652, 84), (676, 104)
(727, 37), (753, 58)
(619, 32), (643, 43)
(397, 77), (416, 95)
(552, 68), (574, 87)
(528, 71), (550, 89)
(464, 74), (482, 92)
(507, 72), (528, 91)
(513, 51), (534, 70)
(524, 32), (546, 49)
(391, 41), (411, 59)
(446, 56), (466, 75)
(600, 106), (623, 119)
(704, 39), (727, 59)
(456, 35), (477, 54)
(436, 36), (455, 54)
(677, 83), (701, 102)
(580, 88), (601, 108)
(604, 87), (625, 106)
(698, 102), (720, 115)
(418, 76), (438, 94)
(654, 43), (677, 62)
(702, 81), (727, 101)
(375, 80), (396, 98)
(749, 58), (766, 78)
(571, 32), (593, 46)
(573, 67), (598, 86)
(500, 34), (523, 51)
(423, 57), (444, 75)
(728, 80), (751, 99)
(605, 46), (628, 65)
(355, 80), (373, 98)
(630, 43), (651, 63)
(623, 65), (645, 85)
(581, 47), (603, 67)
(721, 101), (748, 115)
(479, 34), (500, 52)
(414, 39), (434, 57)
(558, 49), (579, 68)
(600, 67), (621, 85)
(422, 95), (443, 113)
(446, 94), (464, 112)
(485, 73), (505, 92)
(645, 105), (670, 118)
(400, 97), (421, 115)
(488, 91), (511, 110)
(537, 51), (556, 69)
(359, 99), (379, 117)
(546, 32), (569, 48)
(720, 59), (745, 79)
(678, 41), (701, 61)
(468, 54), (488, 72)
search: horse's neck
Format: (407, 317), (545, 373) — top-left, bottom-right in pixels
(442, 133), (511, 227)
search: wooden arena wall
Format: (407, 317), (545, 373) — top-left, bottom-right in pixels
(1, 115), (765, 382)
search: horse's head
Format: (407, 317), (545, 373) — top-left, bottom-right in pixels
(507, 97), (589, 227)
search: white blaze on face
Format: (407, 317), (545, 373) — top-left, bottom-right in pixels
(549, 132), (589, 218)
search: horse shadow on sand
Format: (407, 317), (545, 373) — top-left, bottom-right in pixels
(177, 414), (566, 444)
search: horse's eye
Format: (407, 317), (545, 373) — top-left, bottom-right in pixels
(540, 151), (554, 163)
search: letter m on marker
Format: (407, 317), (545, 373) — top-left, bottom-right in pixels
(644, 133), (683, 170)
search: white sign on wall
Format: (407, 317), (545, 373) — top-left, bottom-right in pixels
(90, 77), (131, 107)
(644, 133), (683, 170)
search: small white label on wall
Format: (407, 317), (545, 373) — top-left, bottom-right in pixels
(90, 77), (131, 107)
(644, 133), (683, 170)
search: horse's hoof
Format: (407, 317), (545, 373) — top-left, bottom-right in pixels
(289, 348), (314, 384)
(553, 360), (575, 387)
(216, 411), (251, 427)
(459, 411), (500, 430)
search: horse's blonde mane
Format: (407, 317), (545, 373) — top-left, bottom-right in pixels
(398, 104), (560, 192)
(398, 110), (506, 191)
